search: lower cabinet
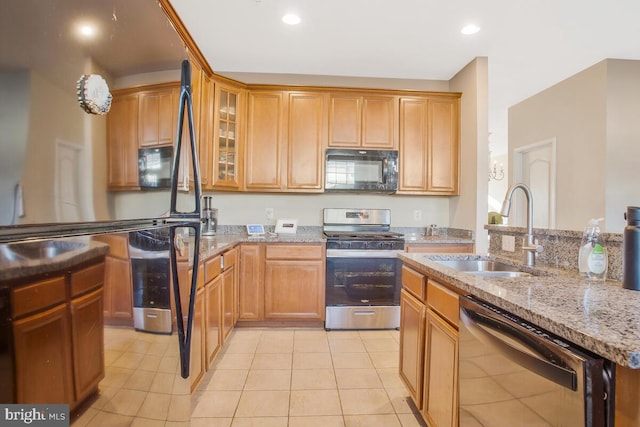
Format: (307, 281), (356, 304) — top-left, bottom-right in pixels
(239, 243), (325, 323)
(205, 275), (223, 366)
(239, 243), (325, 322)
(399, 265), (460, 427)
(264, 245), (324, 320)
(70, 288), (105, 404)
(189, 264), (205, 392)
(222, 247), (238, 339)
(11, 260), (105, 410)
(14, 302), (75, 405)
(92, 234), (133, 326)
(423, 307), (459, 427)
(239, 244), (264, 320)
(190, 246), (239, 390)
(399, 289), (426, 407)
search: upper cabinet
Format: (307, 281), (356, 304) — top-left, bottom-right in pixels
(138, 84), (179, 148)
(286, 91), (328, 192)
(245, 90), (286, 191)
(398, 95), (460, 195)
(210, 79), (246, 191)
(244, 90), (328, 192)
(328, 93), (397, 149)
(107, 93), (139, 190)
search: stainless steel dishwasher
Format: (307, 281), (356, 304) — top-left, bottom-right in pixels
(459, 296), (613, 427)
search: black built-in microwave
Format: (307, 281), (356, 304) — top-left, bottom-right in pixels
(325, 149), (398, 193)
(138, 146), (173, 189)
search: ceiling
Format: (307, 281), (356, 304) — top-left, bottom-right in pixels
(168, 0), (640, 154)
(1, 0), (185, 92)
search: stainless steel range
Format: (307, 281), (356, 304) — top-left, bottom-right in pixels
(323, 208), (405, 330)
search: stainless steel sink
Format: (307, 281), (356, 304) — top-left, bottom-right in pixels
(434, 259), (532, 277)
(0, 240), (86, 261)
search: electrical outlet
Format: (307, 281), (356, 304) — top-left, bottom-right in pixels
(502, 235), (516, 252)
(265, 208), (274, 221)
(413, 210), (422, 221)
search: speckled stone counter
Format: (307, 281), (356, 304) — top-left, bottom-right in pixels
(189, 231), (327, 261)
(399, 252), (640, 368)
(0, 237), (109, 282)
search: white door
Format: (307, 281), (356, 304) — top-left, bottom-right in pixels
(55, 141), (82, 222)
(514, 139), (556, 229)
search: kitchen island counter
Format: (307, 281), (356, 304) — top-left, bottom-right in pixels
(399, 252), (640, 369)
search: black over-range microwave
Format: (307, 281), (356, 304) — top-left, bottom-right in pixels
(325, 149), (398, 193)
(138, 146), (173, 189)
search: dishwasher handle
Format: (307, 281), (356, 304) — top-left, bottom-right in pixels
(460, 305), (578, 391)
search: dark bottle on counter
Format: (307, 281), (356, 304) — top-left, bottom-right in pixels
(623, 206), (640, 290)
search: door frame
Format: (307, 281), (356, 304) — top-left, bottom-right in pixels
(513, 138), (557, 229)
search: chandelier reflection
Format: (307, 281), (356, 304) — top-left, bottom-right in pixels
(488, 161), (504, 181)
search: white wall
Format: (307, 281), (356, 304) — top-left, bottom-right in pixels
(449, 57), (489, 253)
(0, 71), (29, 225)
(605, 60), (640, 231)
(113, 190), (451, 228)
(509, 60), (608, 231)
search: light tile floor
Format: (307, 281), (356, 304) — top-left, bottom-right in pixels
(72, 326), (426, 426)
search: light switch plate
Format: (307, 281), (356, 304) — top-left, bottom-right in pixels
(502, 235), (516, 252)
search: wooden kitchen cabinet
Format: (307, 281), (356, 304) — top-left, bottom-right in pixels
(211, 79), (245, 190)
(424, 280), (460, 427)
(400, 265), (460, 427)
(222, 247), (239, 337)
(399, 288), (427, 408)
(14, 302), (74, 405)
(286, 91), (327, 191)
(328, 93), (397, 149)
(239, 243), (324, 324)
(92, 234), (133, 326)
(423, 308), (459, 427)
(238, 244), (264, 320)
(70, 287), (104, 404)
(204, 255), (222, 367)
(245, 90), (286, 191)
(107, 93), (139, 189)
(398, 95), (460, 195)
(138, 84), (179, 147)
(264, 244), (325, 320)
(189, 264), (206, 392)
(12, 260), (105, 410)
(205, 274), (222, 365)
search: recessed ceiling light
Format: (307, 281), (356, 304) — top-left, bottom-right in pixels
(75, 22), (98, 39)
(461, 24), (480, 35)
(282, 13), (301, 25)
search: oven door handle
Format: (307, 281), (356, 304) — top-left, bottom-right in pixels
(326, 249), (403, 258)
(460, 306), (577, 391)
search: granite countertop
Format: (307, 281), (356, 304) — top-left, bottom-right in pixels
(399, 252), (640, 369)
(190, 231), (327, 261)
(0, 237), (109, 283)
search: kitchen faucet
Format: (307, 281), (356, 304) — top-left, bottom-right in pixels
(500, 183), (543, 266)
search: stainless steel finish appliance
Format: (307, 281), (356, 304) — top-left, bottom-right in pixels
(325, 149), (398, 193)
(324, 208), (404, 329)
(129, 229), (172, 334)
(138, 146), (173, 189)
(201, 196), (218, 236)
(459, 296), (613, 427)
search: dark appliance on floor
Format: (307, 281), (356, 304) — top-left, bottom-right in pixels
(323, 208), (405, 330)
(459, 296), (613, 426)
(129, 229), (172, 334)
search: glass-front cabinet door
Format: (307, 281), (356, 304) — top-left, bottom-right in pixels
(212, 80), (244, 190)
